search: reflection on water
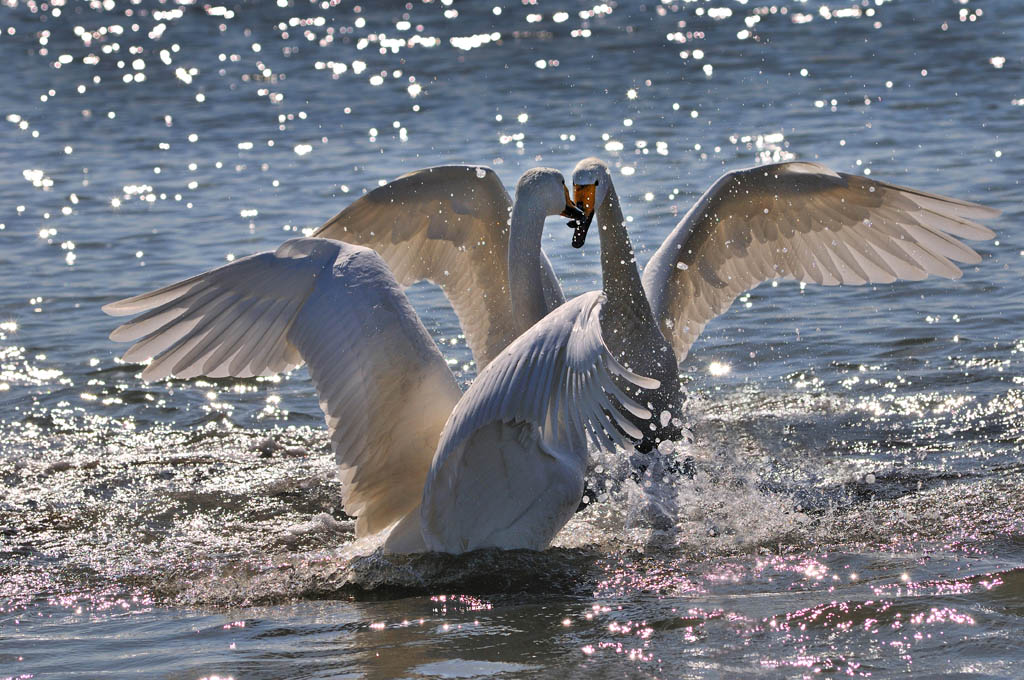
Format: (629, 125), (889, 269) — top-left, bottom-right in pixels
(1, 0), (1022, 677)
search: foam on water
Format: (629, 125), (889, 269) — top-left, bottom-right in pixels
(4, 379), (1021, 607)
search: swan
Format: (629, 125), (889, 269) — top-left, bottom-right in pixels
(566, 157), (998, 442)
(312, 165), (581, 371)
(103, 169), (659, 555)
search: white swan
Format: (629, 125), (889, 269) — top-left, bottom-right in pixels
(566, 157), (998, 442)
(103, 169), (657, 555)
(312, 165), (581, 371)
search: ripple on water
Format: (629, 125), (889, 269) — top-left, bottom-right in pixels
(0, 0), (1021, 676)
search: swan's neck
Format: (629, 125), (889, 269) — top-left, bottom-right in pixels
(508, 199), (550, 336)
(596, 182), (683, 446)
(596, 184), (655, 329)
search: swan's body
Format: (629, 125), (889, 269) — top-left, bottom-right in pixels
(566, 158), (998, 447)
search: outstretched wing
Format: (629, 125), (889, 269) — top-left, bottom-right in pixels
(104, 238), (462, 536)
(420, 291), (659, 552)
(642, 162), (999, 360)
(315, 165), (551, 370)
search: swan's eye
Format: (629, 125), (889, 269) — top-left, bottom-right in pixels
(594, 180), (599, 186)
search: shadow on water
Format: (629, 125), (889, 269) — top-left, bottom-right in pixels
(105, 543), (618, 608)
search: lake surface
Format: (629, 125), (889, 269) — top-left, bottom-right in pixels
(1, 0), (1022, 677)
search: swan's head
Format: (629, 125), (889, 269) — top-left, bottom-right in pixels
(568, 157), (613, 248)
(513, 168), (585, 221)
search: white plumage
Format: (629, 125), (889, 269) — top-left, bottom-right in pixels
(106, 239), (463, 538)
(638, 161), (999, 361)
(419, 292), (655, 553)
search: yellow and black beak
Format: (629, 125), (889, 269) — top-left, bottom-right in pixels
(560, 183), (586, 221)
(568, 183), (597, 248)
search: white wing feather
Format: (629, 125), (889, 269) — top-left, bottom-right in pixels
(419, 291), (659, 552)
(104, 237), (462, 536)
(642, 162), (999, 360)
(315, 165), (560, 370)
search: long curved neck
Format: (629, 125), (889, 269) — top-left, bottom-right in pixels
(596, 180), (682, 438)
(596, 182), (655, 329)
(508, 198), (550, 336)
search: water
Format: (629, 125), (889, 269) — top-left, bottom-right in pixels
(1, 0), (1022, 677)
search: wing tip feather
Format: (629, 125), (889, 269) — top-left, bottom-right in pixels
(102, 299), (138, 317)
